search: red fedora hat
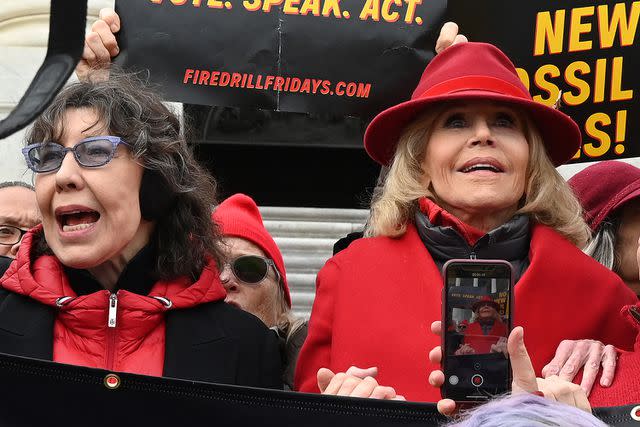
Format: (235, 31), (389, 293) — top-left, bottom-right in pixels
(364, 42), (582, 167)
(471, 295), (500, 312)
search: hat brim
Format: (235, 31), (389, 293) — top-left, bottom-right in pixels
(590, 185), (640, 230)
(364, 91), (582, 167)
(471, 301), (501, 312)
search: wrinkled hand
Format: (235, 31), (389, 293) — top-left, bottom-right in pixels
(490, 336), (508, 356)
(535, 376), (592, 413)
(428, 322), (591, 416)
(454, 344), (475, 355)
(76, 8), (120, 81)
(542, 339), (617, 396)
(435, 22), (468, 54)
(317, 366), (405, 400)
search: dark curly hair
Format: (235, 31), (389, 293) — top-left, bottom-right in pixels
(26, 71), (224, 279)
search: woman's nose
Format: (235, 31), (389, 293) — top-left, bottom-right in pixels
(219, 265), (237, 290)
(470, 120), (494, 146)
(55, 152), (84, 192)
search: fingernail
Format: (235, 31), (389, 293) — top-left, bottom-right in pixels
(602, 378), (611, 387)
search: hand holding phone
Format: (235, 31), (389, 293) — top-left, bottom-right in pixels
(440, 259), (514, 402)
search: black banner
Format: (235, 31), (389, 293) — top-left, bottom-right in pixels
(448, 0), (638, 162)
(0, 351), (445, 426)
(117, 0), (638, 163)
(0, 351), (636, 426)
(114, 0), (446, 118)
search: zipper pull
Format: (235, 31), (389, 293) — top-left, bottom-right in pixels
(108, 293), (118, 328)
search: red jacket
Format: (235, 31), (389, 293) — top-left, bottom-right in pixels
(0, 228), (226, 376)
(294, 222), (638, 402)
(589, 303), (640, 406)
(462, 319), (508, 354)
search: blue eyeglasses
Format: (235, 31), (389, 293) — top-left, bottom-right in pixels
(22, 136), (132, 173)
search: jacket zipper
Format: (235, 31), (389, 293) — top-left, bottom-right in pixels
(106, 292), (118, 371)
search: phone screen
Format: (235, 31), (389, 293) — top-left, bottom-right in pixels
(442, 260), (513, 402)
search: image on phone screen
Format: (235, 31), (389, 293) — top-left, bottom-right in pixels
(442, 261), (512, 402)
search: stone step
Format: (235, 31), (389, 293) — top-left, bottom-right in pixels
(264, 220), (364, 238)
(260, 206), (369, 319)
(286, 273), (317, 289)
(260, 206), (369, 223)
(282, 253), (330, 272)
(273, 237), (338, 252)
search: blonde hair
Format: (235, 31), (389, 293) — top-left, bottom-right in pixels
(275, 281), (306, 341)
(366, 106), (590, 248)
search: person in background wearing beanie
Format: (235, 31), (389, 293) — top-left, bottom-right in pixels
(570, 161), (640, 296)
(536, 160), (640, 405)
(294, 42), (638, 403)
(542, 160), (640, 398)
(212, 193), (307, 390)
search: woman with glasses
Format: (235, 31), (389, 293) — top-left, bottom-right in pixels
(212, 193), (307, 390)
(0, 73), (283, 388)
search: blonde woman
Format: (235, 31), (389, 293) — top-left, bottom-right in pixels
(294, 42), (637, 402)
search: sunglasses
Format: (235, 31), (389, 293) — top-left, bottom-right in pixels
(224, 255), (281, 284)
(22, 136), (132, 173)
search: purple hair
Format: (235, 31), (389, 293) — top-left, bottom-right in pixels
(447, 393), (607, 427)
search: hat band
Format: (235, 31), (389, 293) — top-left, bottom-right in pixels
(418, 75), (531, 100)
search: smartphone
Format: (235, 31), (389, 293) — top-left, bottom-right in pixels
(441, 259), (514, 402)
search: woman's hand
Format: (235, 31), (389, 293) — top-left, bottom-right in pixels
(428, 321), (591, 416)
(317, 366), (405, 400)
(490, 336), (508, 356)
(435, 22), (468, 54)
(541, 339), (617, 395)
(76, 8), (121, 81)
(454, 344), (475, 355)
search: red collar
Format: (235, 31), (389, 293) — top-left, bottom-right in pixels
(418, 198), (486, 246)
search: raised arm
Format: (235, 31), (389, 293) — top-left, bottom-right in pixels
(76, 8), (120, 81)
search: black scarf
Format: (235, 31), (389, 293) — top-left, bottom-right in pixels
(415, 210), (531, 282)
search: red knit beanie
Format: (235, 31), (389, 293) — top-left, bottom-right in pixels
(568, 161), (640, 231)
(212, 194), (291, 307)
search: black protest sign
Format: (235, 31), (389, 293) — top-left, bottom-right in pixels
(448, 0), (638, 163)
(0, 351), (446, 426)
(114, 0), (446, 118)
(0, 350), (636, 426)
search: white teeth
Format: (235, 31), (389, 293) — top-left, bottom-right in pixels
(462, 164), (500, 173)
(62, 223), (94, 232)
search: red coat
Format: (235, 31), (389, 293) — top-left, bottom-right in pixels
(0, 227), (226, 376)
(294, 223), (638, 402)
(462, 319), (508, 354)
(589, 303), (640, 406)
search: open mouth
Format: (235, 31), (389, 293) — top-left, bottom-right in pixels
(56, 209), (100, 232)
(460, 164), (503, 173)
(459, 158), (505, 174)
